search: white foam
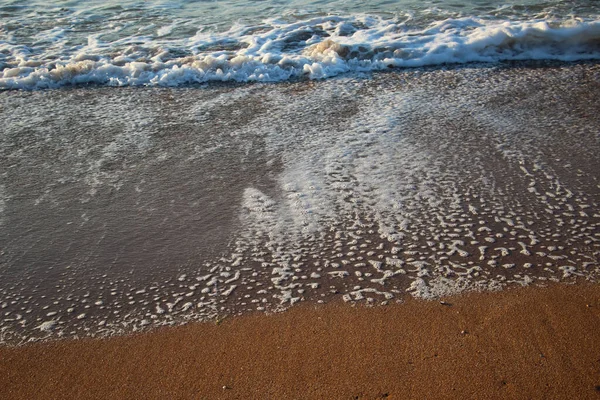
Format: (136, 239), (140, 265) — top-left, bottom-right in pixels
(0, 185), (5, 226)
(36, 320), (57, 332)
(408, 276), (503, 299)
(2, 16), (600, 89)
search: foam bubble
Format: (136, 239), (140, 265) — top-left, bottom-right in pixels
(2, 16), (600, 89)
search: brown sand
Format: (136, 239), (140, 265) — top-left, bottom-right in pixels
(1, 283), (600, 399)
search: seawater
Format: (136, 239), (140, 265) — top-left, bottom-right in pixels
(1, 0), (600, 88)
(0, 1), (599, 345)
(1, 64), (600, 344)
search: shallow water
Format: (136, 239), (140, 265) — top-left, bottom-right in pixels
(1, 62), (599, 344)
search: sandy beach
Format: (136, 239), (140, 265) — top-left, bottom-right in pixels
(1, 283), (599, 399)
(1, 61), (599, 398)
(2, 0), (600, 397)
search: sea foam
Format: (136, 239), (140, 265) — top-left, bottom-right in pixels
(2, 16), (600, 89)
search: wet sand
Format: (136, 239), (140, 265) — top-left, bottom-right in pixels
(1, 63), (599, 344)
(1, 283), (600, 399)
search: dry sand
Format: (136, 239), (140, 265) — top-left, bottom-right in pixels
(1, 283), (600, 399)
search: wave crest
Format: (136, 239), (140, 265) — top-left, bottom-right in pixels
(2, 16), (600, 89)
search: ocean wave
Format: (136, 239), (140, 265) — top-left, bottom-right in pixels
(1, 15), (600, 89)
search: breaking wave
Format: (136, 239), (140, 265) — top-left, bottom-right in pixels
(2, 15), (600, 89)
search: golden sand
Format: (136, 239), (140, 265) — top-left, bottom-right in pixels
(1, 283), (600, 399)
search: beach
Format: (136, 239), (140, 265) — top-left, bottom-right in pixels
(1, 283), (600, 399)
(1, 0), (600, 396)
(2, 0), (600, 397)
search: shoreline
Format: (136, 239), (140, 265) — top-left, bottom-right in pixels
(1, 59), (598, 93)
(2, 282), (600, 399)
(1, 62), (599, 345)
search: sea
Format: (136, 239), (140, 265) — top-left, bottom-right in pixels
(2, 0), (600, 88)
(1, 0), (599, 344)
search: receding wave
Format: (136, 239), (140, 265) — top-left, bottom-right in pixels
(2, 16), (600, 89)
